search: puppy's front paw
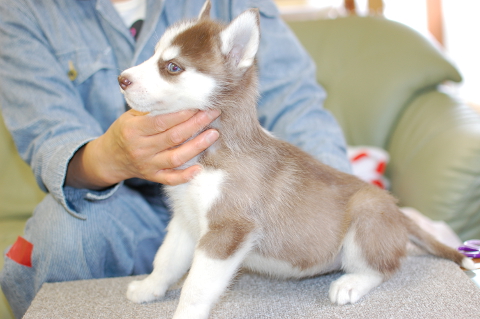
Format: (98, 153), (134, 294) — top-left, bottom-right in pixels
(329, 273), (382, 305)
(126, 278), (167, 304)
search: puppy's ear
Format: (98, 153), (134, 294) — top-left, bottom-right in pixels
(219, 9), (260, 69)
(198, 0), (211, 20)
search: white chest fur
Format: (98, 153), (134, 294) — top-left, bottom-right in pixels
(166, 168), (226, 240)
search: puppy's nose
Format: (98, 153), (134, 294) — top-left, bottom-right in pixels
(118, 75), (132, 90)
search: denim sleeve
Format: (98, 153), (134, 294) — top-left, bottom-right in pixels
(0, 3), (120, 218)
(234, 0), (351, 173)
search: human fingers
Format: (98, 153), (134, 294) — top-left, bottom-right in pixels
(153, 165), (204, 186)
(154, 129), (219, 171)
(89, 109), (220, 185)
(157, 109), (221, 150)
(132, 109), (199, 135)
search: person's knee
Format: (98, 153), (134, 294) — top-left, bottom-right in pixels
(4, 194), (92, 285)
(1, 185), (169, 318)
(0, 191), (125, 318)
(23, 190), (137, 279)
(26, 185), (168, 278)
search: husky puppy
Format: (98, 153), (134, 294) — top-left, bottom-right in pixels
(118, 2), (474, 318)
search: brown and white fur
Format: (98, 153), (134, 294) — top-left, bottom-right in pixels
(118, 2), (475, 318)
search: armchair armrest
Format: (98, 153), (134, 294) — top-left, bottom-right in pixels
(387, 90), (480, 240)
(0, 113), (44, 219)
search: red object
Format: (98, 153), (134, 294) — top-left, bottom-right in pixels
(372, 179), (385, 189)
(351, 152), (368, 162)
(376, 161), (386, 174)
(6, 236), (33, 267)
(130, 28), (137, 38)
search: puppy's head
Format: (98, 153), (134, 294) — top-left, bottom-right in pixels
(118, 0), (260, 116)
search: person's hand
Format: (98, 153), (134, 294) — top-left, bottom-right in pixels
(65, 109), (220, 189)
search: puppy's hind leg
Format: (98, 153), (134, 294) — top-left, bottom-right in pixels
(329, 187), (407, 305)
(127, 216), (196, 303)
(329, 230), (386, 305)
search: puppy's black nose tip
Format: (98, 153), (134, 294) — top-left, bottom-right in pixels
(118, 75), (132, 90)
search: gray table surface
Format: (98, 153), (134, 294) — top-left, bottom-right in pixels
(24, 253), (480, 319)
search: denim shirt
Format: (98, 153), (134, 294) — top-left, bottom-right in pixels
(0, 0), (350, 218)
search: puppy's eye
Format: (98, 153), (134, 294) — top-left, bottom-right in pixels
(166, 62), (183, 74)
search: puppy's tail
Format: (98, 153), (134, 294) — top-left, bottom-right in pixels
(402, 213), (476, 270)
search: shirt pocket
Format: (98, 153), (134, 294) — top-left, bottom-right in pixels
(55, 46), (125, 128)
(56, 46), (116, 86)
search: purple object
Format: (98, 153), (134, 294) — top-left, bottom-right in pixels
(458, 239), (480, 258)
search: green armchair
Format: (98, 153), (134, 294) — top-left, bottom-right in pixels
(287, 16), (480, 241)
(1, 15), (480, 318)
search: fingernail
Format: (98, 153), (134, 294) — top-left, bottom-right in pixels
(205, 130), (219, 144)
(179, 110), (198, 117)
(189, 166), (202, 181)
(206, 109), (221, 120)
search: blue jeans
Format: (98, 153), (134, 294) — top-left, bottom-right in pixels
(0, 181), (171, 319)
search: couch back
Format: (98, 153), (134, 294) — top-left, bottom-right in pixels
(287, 16), (461, 149)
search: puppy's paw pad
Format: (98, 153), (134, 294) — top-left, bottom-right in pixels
(126, 279), (166, 304)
